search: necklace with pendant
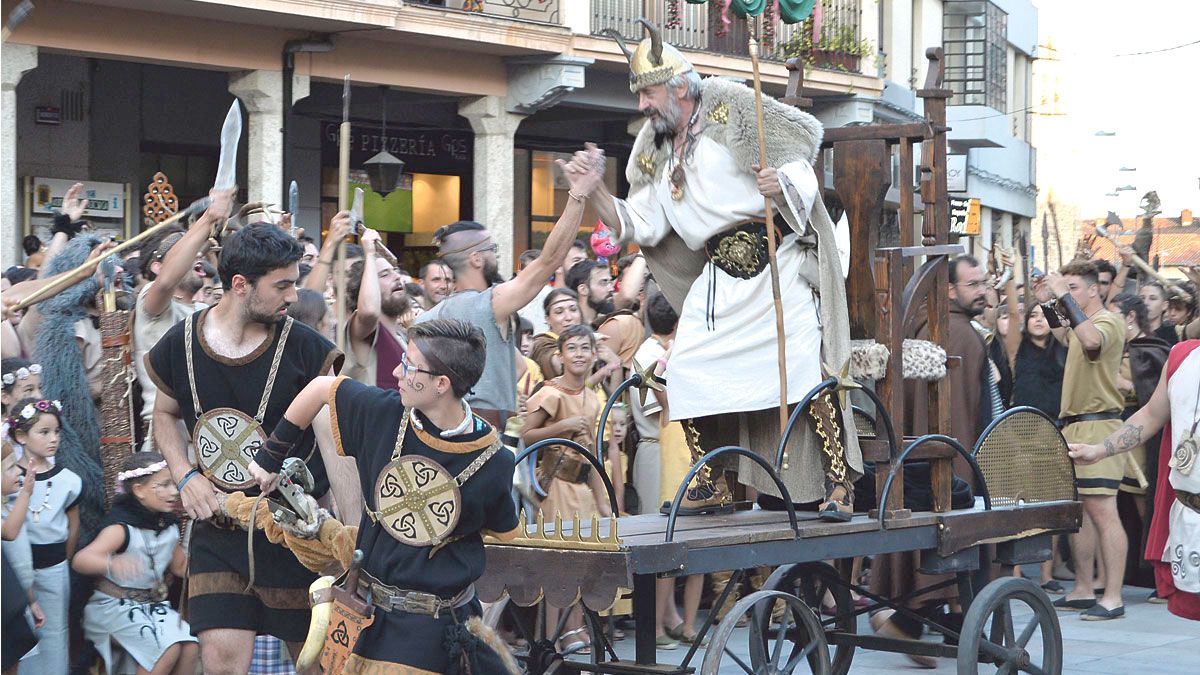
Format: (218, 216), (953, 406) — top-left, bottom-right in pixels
(668, 97), (704, 201)
(27, 475), (52, 524)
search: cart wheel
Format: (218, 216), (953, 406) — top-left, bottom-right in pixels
(763, 563), (856, 675)
(956, 576), (1062, 675)
(701, 590), (832, 675)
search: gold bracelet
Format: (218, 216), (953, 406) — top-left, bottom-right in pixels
(568, 190), (587, 202)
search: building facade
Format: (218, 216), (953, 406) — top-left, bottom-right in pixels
(1, 0), (885, 272)
(2, 0), (1036, 281)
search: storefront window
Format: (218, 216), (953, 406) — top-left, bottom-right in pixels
(525, 149), (620, 253)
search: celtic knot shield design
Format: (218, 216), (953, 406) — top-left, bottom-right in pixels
(374, 456), (461, 546)
(193, 407), (265, 490)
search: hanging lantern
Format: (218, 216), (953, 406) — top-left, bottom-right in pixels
(366, 86), (405, 196)
(365, 151), (404, 196)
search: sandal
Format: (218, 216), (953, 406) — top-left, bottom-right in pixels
(1040, 580), (1065, 594)
(655, 634), (680, 650)
(666, 623), (705, 645)
(1080, 604), (1125, 621)
(1052, 597), (1096, 611)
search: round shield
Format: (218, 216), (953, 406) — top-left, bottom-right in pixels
(373, 456), (462, 547)
(193, 407), (265, 491)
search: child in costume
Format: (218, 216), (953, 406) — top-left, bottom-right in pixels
(2, 441), (43, 672)
(74, 452), (198, 675)
(249, 319), (519, 674)
(1, 360), (43, 460)
(521, 324), (614, 654)
(6, 398), (80, 674)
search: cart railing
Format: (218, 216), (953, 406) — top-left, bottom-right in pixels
(877, 434), (991, 529)
(515, 438), (621, 516)
(664, 445), (799, 542)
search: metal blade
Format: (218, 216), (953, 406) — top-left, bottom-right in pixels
(213, 100), (243, 190)
(350, 187), (364, 230)
(288, 180), (299, 234)
(341, 74), (351, 123)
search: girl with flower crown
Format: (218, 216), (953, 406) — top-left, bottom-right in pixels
(1, 360), (43, 462)
(74, 452), (197, 675)
(6, 397), (80, 674)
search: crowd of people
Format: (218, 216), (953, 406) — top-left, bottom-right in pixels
(0, 169), (1198, 673)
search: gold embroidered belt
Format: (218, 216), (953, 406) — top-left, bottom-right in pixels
(704, 216), (786, 280)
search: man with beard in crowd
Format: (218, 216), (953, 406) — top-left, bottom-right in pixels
(418, 259), (454, 310)
(342, 226), (412, 390)
(565, 259), (615, 327)
(415, 162), (602, 429)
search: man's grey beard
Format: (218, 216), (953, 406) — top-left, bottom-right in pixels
(647, 95), (683, 136)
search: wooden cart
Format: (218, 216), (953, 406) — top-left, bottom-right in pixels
(479, 50), (1080, 675)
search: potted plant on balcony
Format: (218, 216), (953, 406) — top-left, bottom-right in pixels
(779, 15), (872, 73)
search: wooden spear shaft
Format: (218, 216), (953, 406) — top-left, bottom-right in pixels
(14, 204), (201, 311)
(748, 29), (790, 436)
(335, 76), (351, 354)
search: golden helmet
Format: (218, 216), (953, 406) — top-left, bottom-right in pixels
(601, 18), (694, 93)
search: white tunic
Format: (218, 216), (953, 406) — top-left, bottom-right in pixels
(82, 525), (196, 673)
(615, 135), (822, 420)
(1163, 348), (1200, 592)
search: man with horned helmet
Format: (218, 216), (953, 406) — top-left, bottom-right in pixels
(565, 19), (861, 519)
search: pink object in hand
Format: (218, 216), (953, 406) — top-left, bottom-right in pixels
(591, 221), (620, 259)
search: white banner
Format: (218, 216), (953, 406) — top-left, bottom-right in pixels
(30, 178), (125, 219)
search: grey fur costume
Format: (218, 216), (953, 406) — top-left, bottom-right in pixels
(33, 235), (105, 541)
(624, 76), (863, 502)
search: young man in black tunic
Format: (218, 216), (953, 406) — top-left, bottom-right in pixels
(249, 319), (519, 674)
(147, 223), (343, 674)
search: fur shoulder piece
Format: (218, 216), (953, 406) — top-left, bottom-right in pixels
(626, 76), (824, 189)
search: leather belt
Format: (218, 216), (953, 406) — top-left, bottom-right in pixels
(1178, 490), (1200, 515)
(704, 217), (786, 280)
(539, 447), (591, 485)
(95, 578), (167, 603)
(357, 570), (474, 618)
(1058, 411), (1122, 428)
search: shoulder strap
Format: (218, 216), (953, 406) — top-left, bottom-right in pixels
(184, 312), (202, 418)
(454, 438), (504, 487)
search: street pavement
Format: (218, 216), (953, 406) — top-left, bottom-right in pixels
(605, 582), (1199, 673)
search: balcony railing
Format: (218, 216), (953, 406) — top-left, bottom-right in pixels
(410, 0), (561, 25)
(591, 0), (862, 68)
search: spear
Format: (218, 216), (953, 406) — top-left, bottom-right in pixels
(13, 196), (211, 311)
(1, 1), (33, 42)
(336, 75), (351, 353)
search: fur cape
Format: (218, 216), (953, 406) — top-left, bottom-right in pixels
(33, 235), (105, 542)
(622, 76), (864, 496)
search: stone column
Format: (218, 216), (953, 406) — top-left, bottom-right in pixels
(228, 70), (309, 209)
(459, 95), (525, 278)
(2, 43), (37, 268)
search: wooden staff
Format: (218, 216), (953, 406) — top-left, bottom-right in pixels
(336, 75), (351, 353)
(13, 200), (207, 311)
(748, 23), (790, 435)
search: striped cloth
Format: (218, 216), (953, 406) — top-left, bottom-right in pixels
(250, 635), (296, 675)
